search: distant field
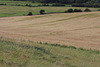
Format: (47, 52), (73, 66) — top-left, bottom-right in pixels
(0, 0), (71, 6)
(0, 0), (100, 17)
(0, 0), (40, 6)
(0, 38), (100, 67)
(0, 5), (100, 17)
(0, 11), (100, 50)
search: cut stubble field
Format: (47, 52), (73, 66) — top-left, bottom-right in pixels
(0, 11), (100, 50)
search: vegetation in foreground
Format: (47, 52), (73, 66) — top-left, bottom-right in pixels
(0, 38), (100, 67)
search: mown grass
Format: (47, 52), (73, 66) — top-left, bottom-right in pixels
(0, 5), (100, 17)
(0, 0), (71, 6)
(0, 0), (39, 6)
(0, 0), (100, 17)
(0, 37), (100, 67)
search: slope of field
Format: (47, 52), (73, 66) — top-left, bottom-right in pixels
(0, 12), (100, 50)
(0, 38), (100, 67)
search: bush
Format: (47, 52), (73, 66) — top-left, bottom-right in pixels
(78, 9), (83, 12)
(52, 4), (65, 6)
(74, 9), (82, 12)
(66, 9), (74, 13)
(40, 10), (45, 14)
(72, 3), (85, 7)
(25, 4), (32, 7)
(38, 4), (41, 6)
(25, 4), (29, 6)
(28, 4), (32, 7)
(65, 9), (82, 13)
(84, 8), (91, 12)
(27, 12), (33, 16)
(0, 3), (7, 5)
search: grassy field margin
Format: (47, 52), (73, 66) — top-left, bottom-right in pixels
(0, 37), (100, 67)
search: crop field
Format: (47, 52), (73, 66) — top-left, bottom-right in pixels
(0, 11), (100, 50)
(0, 1), (100, 66)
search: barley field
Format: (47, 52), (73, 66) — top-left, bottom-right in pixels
(0, 11), (100, 50)
(0, 1), (100, 66)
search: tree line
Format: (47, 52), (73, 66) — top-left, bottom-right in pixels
(9, 0), (100, 4)
(4, 0), (100, 7)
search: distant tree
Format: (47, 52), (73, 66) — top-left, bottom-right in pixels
(67, 9), (74, 13)
(25, 4), (29, 6)
(6, 0), (100, 7)
(84, 8), (91, 12)
(40, 10), (45, 14)
(74, 9), (82, 12)
(27, 12), (33, 15)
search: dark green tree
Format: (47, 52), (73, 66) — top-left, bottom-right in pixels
(40, 9), (45, 14)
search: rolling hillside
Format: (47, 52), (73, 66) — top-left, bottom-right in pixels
(0, 0), (100, 67)
(0, 38), (100, 67)
(0, 12), (100, 50)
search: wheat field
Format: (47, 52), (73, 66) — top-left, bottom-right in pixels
(0, 11), (100, 50)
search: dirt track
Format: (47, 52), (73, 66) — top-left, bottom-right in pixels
(0, 12), (100, 50)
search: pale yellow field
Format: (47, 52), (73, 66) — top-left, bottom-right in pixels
(0, 12), (100, 50)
